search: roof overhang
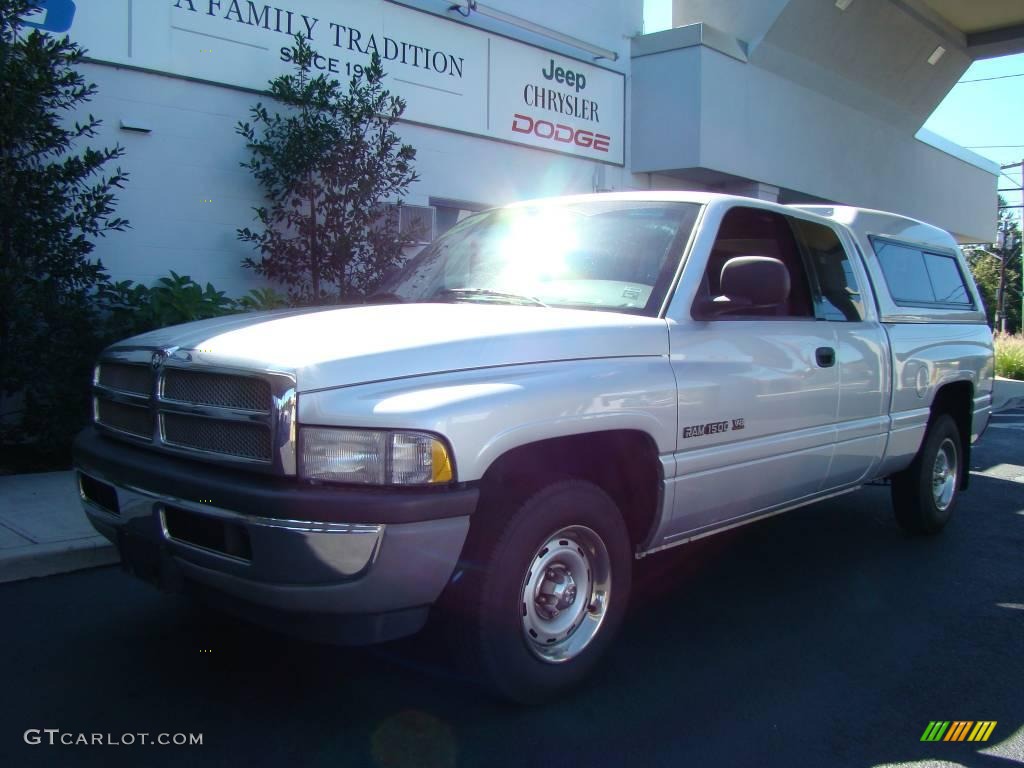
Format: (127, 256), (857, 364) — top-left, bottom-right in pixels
(911, 0), (1024, 58)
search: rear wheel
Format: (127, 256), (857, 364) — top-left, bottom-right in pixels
(891, 413), (962, 534)
(458, 479), (632, 703)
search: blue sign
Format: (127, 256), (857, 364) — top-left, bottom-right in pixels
(21, 0), (76, 34)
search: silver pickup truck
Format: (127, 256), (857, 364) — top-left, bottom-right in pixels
(74, 192), (993, 702)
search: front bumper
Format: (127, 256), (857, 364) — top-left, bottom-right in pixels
(73, 428), (476, 644)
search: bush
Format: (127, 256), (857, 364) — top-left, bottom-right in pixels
(237, 286), (290, 312)
(237, 35), (419, 304)
(97, 273), (293, 338)
(995, 333), (1024, 381)
(1, 270), (291, 473)
(98, 271), (238, 337)
(0, 0), (129, 468)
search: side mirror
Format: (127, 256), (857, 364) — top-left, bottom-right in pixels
(695, 256), (790, 317)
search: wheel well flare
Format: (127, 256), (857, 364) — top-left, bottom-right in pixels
(479, 431), (662, 550)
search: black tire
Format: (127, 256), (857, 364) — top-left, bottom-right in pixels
(457, 479), (632, 703)
(891, 413), (962, 534)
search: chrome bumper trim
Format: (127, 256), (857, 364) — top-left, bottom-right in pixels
(79, 468), (384, 579)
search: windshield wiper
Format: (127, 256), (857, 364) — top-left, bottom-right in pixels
(435, 288), (549, 307)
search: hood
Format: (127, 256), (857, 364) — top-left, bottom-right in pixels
(112, 303), (669, 391)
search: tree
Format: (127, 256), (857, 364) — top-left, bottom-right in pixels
(965, 194), (1021, 333)
(0, 0), (128, 461)
(237, 34), (419, 304)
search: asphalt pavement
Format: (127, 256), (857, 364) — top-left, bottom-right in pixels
(1, 412), (1022, 768)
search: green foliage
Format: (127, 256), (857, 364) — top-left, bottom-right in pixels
(994, 333), (1024, 380)
(96, 278), (153, 338)
(237, 286), (290, 311)
(237, 34), (420, 305)
(965, 196), (1022, 333)
(966, 249), (1019, 330)
(0, 0), (129, 462)
(97, 272), (295, 337)
(147, 271), (237, 325)
(97, 271), (242, 338)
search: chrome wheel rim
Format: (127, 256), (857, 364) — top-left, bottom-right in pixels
(932, 437), (958, 511)
(520, 525), (611, 664)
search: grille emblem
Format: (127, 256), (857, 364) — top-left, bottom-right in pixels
(151, 346), (183, 370)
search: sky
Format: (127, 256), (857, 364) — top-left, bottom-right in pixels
(641, 0), (1023, 228)
(923, 53), (1024, 225)
(643, 0), (673, 35)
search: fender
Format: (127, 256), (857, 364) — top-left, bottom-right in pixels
(877, 326), (991, 478)
(297, 357), (677, 483)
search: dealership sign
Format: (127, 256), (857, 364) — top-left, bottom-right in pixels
(60, 0), (624, 164)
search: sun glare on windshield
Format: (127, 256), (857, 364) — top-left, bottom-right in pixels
(495, 208), (578, 288)
(380, 200), (701, 316)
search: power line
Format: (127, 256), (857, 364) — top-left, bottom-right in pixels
(957, 72), (1024, 84)
(999, 163), (1024, 210)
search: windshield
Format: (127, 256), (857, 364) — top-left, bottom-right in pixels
(377, 200), (700, 316)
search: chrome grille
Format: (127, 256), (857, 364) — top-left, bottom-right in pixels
(163, 369), (271, 413)
(92, 351), (295, 471)
(162, 413), (272, 460)
(96, 400), (152, 439)
(97, 363), (151, 395)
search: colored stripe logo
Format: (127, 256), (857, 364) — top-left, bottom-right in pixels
(921, 721), (997, 742)
(21, 0), (77, 34)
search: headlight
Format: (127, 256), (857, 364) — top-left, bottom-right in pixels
(298, 427), (453, 485)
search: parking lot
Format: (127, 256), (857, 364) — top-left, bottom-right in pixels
(1, 414), (1022, 768)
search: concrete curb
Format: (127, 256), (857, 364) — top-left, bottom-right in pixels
(0, 536), (118, 585)
(994, 377), (1024, 413)
(0, 470), (119, 585)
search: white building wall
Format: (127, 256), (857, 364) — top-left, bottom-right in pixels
(77, 0), (648, 295)
(82, 64), (264, 294)
(70, 0), (997, 295)
(485, 0), (642, 57)
(695, 46), (997, 242)
(631, 37), (997, 242)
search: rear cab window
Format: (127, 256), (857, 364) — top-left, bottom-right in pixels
(870, 237), (973, 308)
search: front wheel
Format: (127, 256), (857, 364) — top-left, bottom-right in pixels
(461, 479), (632, 703)
(891, 413), (962, 534)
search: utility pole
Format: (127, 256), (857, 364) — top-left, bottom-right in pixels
(996, 160), (1023, 334)
(995, 214), (1009, 334)
(995, 232), (1006, 333)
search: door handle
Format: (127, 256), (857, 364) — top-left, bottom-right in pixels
(816, 346), (836, 368)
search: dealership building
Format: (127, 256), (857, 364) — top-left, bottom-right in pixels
(41, 0), (1024, 294)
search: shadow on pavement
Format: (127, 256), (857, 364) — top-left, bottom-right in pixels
(2, 471), (1022, 768)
